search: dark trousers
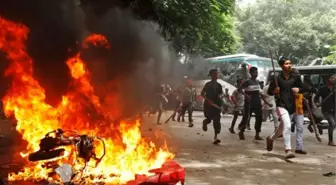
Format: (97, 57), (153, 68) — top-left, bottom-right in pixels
(204, 107), (221, 134)
(323, 111), (335, 142)
(154, 100), (164, 124)
(172, 100), (181, 119)
(238, 104), (262, 132)
(180, 102), (193, 122)
(230, 110), (244, 129)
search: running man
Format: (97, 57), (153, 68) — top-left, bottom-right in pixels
(237, 67), (264, 140)
(266, 57), (304, 159)
(201, 69), (224, 144)
(314, 74), (336, 146)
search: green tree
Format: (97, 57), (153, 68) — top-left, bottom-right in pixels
(80, 0), (238, 58)
(236, 0), (336, 64)
(324, 45), (336, 65)
(323, 33), (336, 64)
(153, 0), (238, 57)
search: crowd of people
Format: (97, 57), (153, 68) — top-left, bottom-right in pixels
(146, 57), (335, 159)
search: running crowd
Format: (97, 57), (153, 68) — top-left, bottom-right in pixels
(148, 57), (335, 159)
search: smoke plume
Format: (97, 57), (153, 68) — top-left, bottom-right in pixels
(82, 8), (171, 117)
(0, 0), (171, 118)
(0, 0), (85, 104)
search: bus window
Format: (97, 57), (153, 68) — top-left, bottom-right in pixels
(310, 74), (319, 88)
(259, 59), (275, 68)
(312, 74), (330, 89)
(321, 75), (331, 86)
(219, 62), (241, 75)
(246, 60), (265, 70)
(246, 60), (259, 67)
(246, 59), (277, 69)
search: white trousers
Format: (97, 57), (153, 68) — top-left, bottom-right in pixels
(263, 109), (280, 129)
(270, 107), (305, 151)
(271, 107), (293, 150)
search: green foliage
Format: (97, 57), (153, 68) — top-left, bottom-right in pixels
(323, 33), (336, 64)
(152, 0), (238, 57)
(324, 45), (336, 65)
(236, 0), (336, 64)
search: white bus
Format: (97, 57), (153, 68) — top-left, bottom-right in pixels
(205, 54), (279, 86)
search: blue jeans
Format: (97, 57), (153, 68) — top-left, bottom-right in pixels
(293, 114), (304, 150)
(323, 112), (335, 142)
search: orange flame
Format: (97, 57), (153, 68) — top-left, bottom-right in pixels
(0, 17), (174, 184)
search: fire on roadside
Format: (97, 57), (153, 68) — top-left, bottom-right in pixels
(0, 17), (174, 184)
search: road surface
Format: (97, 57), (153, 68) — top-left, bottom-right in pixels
(1, 111), (336, 185)
(143, 111), (336, 185)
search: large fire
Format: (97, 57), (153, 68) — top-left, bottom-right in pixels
(0, 17), (174, 184)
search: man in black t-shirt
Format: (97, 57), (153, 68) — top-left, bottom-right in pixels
(237, 67), (263, 141)
(201, 69), (224, 145)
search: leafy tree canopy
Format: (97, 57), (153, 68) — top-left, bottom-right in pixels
(236, 0), (336, 64)
(324, 45), (336, 65)
(324, 34), (336, 64)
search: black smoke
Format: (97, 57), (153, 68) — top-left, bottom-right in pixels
(0, 0), (171, 117)
(81, 8), (170, 117)
(0, 0), (83, 105)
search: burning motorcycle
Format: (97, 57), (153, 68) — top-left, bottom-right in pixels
(28, 128), (105, 169)
(26, 129), (106, 184)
